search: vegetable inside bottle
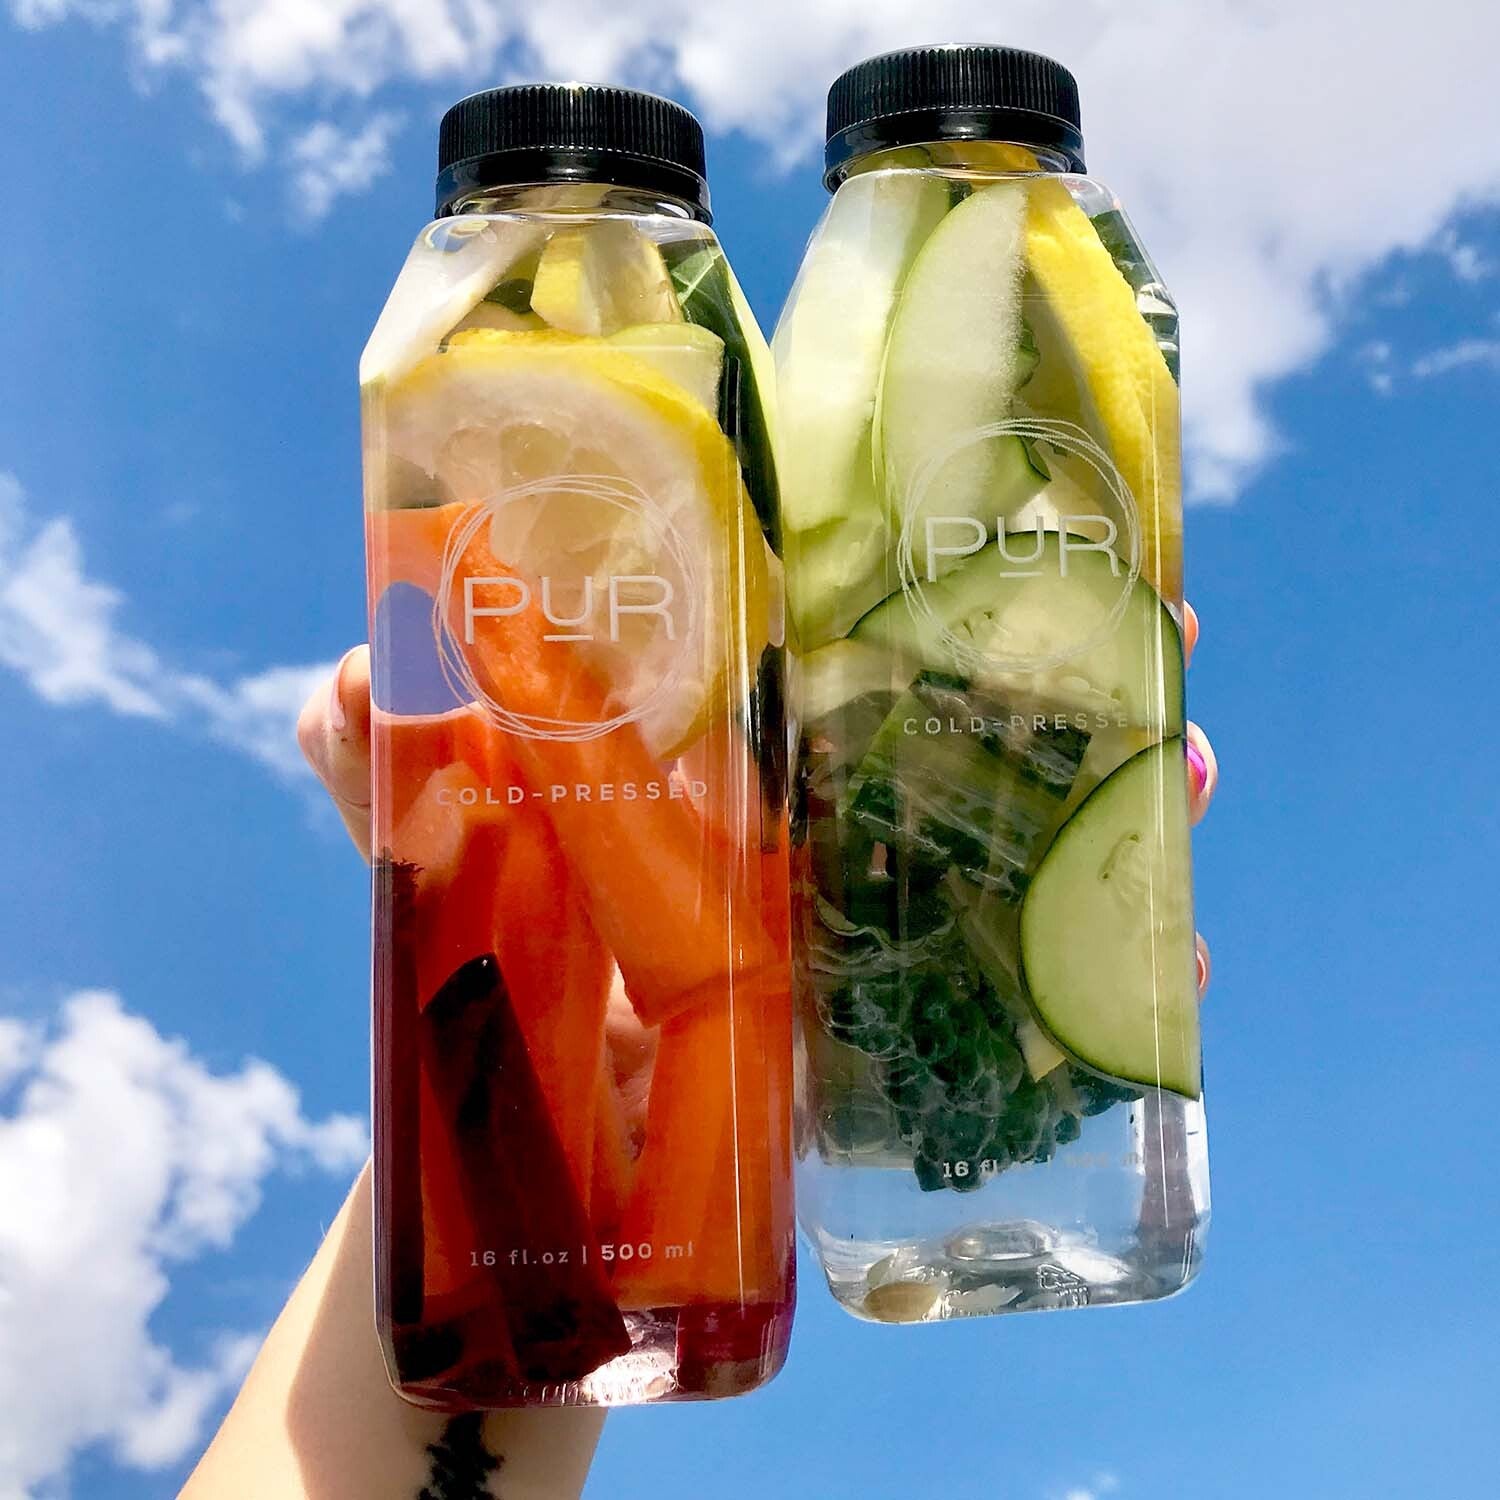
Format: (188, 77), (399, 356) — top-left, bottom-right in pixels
(365, 83), (794, 1410)
(780, 44), (1208, 1326)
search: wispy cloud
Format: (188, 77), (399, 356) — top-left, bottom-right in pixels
(1056, 1473), (1120, 1500)
(1410, 337), (1500, 378)
(1358, 340), (1396, 397)
(289, 111), (403, 222)
(0, 990), (367, 1498)
(1434, 229), (1494, 284)
(8, 1), (1500, 503)
(0, 472), (333, 777)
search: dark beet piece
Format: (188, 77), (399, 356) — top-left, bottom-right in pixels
(419, 954), (632, 1389)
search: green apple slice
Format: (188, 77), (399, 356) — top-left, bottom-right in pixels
(877, 183), (1041, 574)
(774, 171), (949, 536)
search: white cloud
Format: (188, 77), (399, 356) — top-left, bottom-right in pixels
(1410, 337), (1500, 379)
(0, 990), (367, 1499)
(7, 3), (1500, 498)
(1435, 229), (1493, 284)
(0, 472), (333, 778)
(1058, 1474), (1119, 1500)
(1358, 340), (1395, 397)
(289, 111), (402, 221)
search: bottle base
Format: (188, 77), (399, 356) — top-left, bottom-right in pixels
(383, 1299), (793, 1410)
(817, 1217), (1206, 1324)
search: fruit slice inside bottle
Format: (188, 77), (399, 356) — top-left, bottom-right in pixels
(379, 328), (766, 761)
(368, 320), (792, 1399)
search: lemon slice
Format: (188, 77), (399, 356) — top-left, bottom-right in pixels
(605, 322), (724, 413)
(382, 328), (766, 758)
(448, 299), (547, 336)
(1024, 180), (1183, 597)
(531, 222), (682, 335)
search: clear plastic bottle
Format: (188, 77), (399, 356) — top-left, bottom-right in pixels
(777, 46), (1208, 1323)
(362, 84), (793, 1407)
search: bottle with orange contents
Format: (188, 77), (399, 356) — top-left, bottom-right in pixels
(360, 82), (792, 1409)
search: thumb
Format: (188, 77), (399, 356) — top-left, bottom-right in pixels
(297, 646), (373, 857)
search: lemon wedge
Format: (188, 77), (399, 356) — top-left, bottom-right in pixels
(1024, 181), (1183, 597)
(382, 328), (766, 758)
(531, 222), (682, 335)
(604, 322), (724, 414)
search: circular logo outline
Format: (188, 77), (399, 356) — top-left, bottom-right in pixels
(893, 417), (1143, 676)
(430, 475), (702, 742)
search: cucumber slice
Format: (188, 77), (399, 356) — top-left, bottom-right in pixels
(1019, 739), (1200, 1098)
(950, 879), (1068, 1082)
(787, 512), (895, 650)
(877, 183), (1041, 568)
(662, 240), (780, 546)
(798, 637), (900, 727)
(774, 171), (949, 535)
(851, 532), (1184, 732)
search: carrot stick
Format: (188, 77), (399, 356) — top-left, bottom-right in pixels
(373, 704), (491, 846)
(590, 1066), (634, 1242)
(366, 501), (471, 598)
(611, 949), (793, 1310)
(382, 707), (619, 1300)
(447, 526), (778, 1024)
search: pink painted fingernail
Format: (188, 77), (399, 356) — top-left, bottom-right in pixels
(328, 648), (356, 734)
(1196, 946), (1209, 992)
(1186, 741), (1208, 795)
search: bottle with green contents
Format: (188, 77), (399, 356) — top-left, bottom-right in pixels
(778, 45), (1208, 1322)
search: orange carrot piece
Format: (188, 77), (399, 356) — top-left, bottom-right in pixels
(373, 705), (492, 841)
(388, 759), (506, 897)
(418, 1062), (484, 1305)
(409, 821), (506, 1019)
(389, 714), (617, 1225)
(611, 955), (793, 1310)
(589, 1066), (634, 1242)
(366, 501), (470, 600)
(445, 528), (777, 1024)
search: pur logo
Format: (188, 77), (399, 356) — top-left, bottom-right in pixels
(433, 479), (702, 744)
(895, 419), (1145, 677)
(923, 516), (1122, 584)
(463, 574), (677, 646)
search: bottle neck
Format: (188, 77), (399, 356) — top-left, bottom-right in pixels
(840, 139), (1072, 180)
(447, 181), (702, 221)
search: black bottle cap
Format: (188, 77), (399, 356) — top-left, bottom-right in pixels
(824, 44), (1084, 187)
(436, 83), (711, 220)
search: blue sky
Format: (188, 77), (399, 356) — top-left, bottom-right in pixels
(1, 4), (1498, 1498)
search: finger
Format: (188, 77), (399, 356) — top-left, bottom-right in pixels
(1185, 720), (1218, 826)
(1183, 601), (1200, 667)
(297, 646), (373, 858)
(1195, 934), (1212, 999)
(603, 973), (657, 1141)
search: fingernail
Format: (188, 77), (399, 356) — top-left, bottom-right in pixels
(1195, 946), (1208, 991)
(1186, 741), (1208, 795)
(328, 648), (356, 735)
